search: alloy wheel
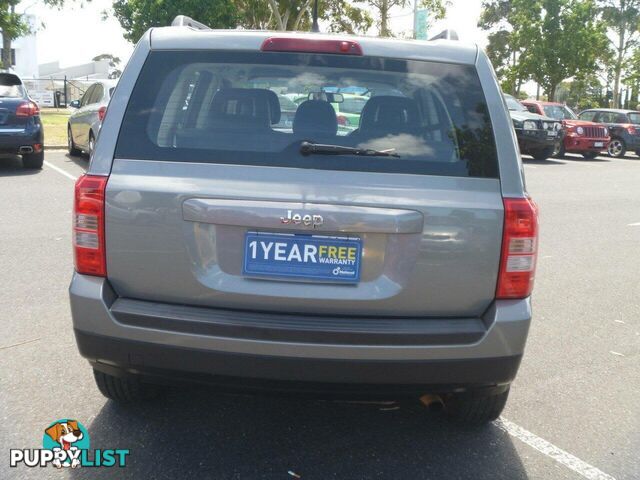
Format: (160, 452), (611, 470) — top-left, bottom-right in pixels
(607, 140), (623, 157)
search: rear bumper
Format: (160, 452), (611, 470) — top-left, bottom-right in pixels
(0, 124), (43, 154)
(70, 274), (531, 394)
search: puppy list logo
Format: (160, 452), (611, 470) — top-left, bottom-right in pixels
(9, 419), (129, 469)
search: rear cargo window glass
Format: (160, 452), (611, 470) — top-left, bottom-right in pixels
(116, 51), (499, 178)
(0, 73), (25, 98)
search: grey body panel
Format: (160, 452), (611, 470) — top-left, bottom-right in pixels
(105, 159), (504, 317)
(182, 198), (424, 234)
(70, 273), (531, 361)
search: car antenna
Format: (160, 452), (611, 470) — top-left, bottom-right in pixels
(311, 0), (320, 32)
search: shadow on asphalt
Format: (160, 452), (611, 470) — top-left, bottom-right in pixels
(0, 155), (41, 176)
(71, 388), (529, 479)
(63, 152), (89, 171)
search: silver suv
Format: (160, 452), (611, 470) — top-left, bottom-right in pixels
(69, 18), (538, 425)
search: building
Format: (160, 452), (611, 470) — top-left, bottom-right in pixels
(2, 14), (39, 78)
(38, 59), (111, 80)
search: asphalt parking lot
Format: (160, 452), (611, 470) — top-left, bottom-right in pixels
(0, 150), (638, 479)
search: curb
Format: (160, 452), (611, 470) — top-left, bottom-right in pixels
(45, 145), (68, 150)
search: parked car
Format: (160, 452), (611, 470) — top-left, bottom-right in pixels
(504, 94), (563, 160)
(332, 93), (368, 129)
(70, 20), (538, 425)
(67, 80), (117, 157)
(578, 108), (640, 158)
(0, 72), (44, 169)
(521, 100), (609, 159)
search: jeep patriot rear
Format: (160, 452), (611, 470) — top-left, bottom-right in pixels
(69, 20), (538, 425)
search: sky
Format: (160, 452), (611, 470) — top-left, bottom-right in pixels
(22, 0), (488, 69)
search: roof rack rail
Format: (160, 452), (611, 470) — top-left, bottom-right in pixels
(171, 15), (210, 30)
(429, 29), (459, 41)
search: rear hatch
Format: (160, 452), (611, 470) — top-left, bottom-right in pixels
(105, 45), (504, 318)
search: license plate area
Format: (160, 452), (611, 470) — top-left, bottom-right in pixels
(594, 141), (604, 147)
(243, 232), (362, 283)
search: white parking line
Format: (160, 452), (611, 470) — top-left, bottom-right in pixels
(43, 160), (78, 181)
(495, 418), (616, 480)
(628, 222), (640, 227)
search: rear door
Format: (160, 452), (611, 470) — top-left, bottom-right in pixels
(105, 49), (504, 318)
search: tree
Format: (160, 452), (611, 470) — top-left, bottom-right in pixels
(112, 0), (238, 43)
(527, 0), (608, 101)
(599, 0), (640, 107)
(480, 0), (607, 101)
(111, 0), (373, 42)
(478, 0), (541, 94)
(0, 1), (31, 69)
(0, 0), (67, 70)
(366, 0), (448, 37)
(92, 53), (122, 79)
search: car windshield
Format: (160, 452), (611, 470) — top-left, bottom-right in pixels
(543, 104), (577, 120)
(0, 74), (25, 98)
(504, 95), (526, 112)
(629, 112), (640, 124)
(116, 50), (499, 178)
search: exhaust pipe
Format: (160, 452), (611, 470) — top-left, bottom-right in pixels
(19, 146), (33, 154)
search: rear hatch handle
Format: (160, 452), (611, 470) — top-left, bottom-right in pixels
(182, 198), (424, 234)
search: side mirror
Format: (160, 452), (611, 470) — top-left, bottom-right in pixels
(69, 100), (81, 109)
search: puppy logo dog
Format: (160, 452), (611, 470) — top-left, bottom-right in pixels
(44, 420), (84, 468)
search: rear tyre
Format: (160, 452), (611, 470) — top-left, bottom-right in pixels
(444, 387), (510, 426)
(22, 151), (44, 169)
(531, 147), (554, 161)
(68, 126), (81, 156)
(581, 151), (598, 160)
(607, 138), (626, 158)
(87, 132), (95, 158)
(93, 370), (159, 403)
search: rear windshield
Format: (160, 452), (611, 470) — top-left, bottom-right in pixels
(116, 51), (499, 178)
(0, 73), (25, 98)
(543, 105), (577, 120)
(629, 112), (640, 124)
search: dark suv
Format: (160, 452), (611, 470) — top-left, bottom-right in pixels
(504, 94), (562, 160)
(0, 72), (44, 168)
(578, 108), (640, 158)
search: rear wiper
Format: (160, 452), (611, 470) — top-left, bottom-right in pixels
(300, 141), (400, 158)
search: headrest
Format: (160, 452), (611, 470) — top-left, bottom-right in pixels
(359, 96), (421, 134)
(293, 100), (338, 137)
(209, 88), (281, 129)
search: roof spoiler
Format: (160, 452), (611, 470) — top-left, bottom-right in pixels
(429, 29), (459, 41)
(171, 15), (210, 30)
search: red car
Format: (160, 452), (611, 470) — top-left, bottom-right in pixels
(521, 100), (609, 159)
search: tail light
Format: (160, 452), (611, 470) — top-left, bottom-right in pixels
(261, 37), (363, 55)
(496, 197), (539, 299)
(337, 114), (349, 126)
(73, 175), (108, 276)
(16, 101), (39, 117)
(98, 106), (107, 122)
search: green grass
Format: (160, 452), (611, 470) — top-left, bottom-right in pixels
(40, 108), (70, 146)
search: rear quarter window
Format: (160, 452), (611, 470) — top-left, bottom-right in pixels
(115, 50), (499, 178)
